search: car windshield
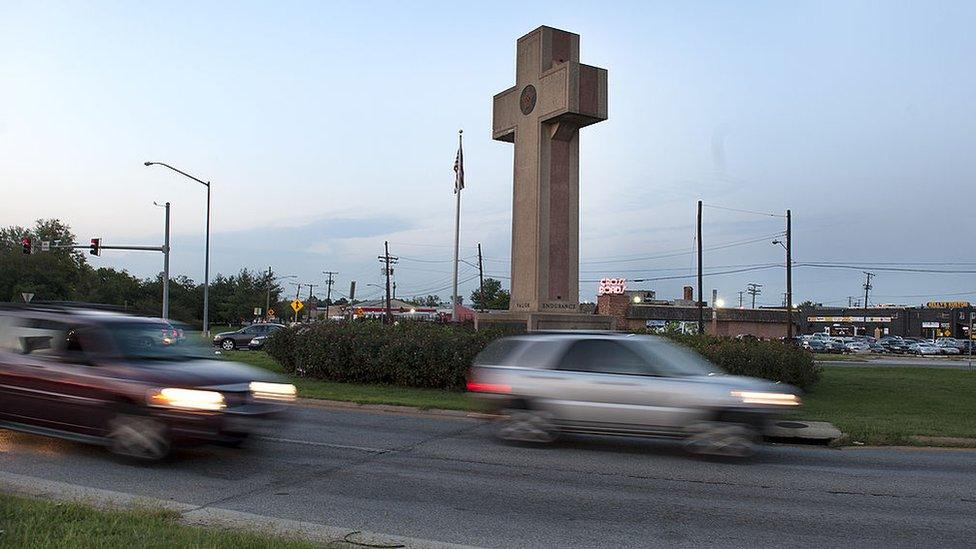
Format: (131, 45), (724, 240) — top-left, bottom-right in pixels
(627, 337), (722, 377)
(102, 322), (212, 361)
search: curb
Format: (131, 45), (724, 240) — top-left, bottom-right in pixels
(0, 470), (480, 549)
(296, 397), (497, 420)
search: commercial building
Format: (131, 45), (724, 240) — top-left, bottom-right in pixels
(799, 301), (975, 339)
(597, 286), (795, 339)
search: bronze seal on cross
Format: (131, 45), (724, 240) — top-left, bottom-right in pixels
(519, 85), (537, 115)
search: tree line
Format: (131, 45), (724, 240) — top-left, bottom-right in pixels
(1, 219), (286, 328)
(1, 219), (513, 326)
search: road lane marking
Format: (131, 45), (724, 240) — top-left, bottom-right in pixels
(258, 436), (390, 453)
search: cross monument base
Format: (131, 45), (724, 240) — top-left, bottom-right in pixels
(475, 310), (615, 332)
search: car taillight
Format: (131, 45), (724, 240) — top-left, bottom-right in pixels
(466, 381), (511, 393)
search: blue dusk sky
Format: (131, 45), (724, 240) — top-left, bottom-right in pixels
(2, 1), (974, 306)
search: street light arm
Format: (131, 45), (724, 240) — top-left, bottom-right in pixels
(144, 161), (210, 187)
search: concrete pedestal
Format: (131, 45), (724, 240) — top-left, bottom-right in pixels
(475, 310), (615, 331)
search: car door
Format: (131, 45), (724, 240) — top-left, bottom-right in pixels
(235, 325), (263, 346)
(5, 323), (116, 435)
(547, 339), (686, 434)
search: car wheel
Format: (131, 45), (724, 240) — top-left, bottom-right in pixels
(221, 339), (235, 351)
(496, 408), (558, 444)
(684, 422), (758, 458)
(107, 410), (171, 461)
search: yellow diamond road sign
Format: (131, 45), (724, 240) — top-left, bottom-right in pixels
(267, 308), (275, 317)
(290, 300), (304, 313)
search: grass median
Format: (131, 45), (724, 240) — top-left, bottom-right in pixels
(788, 365), (976, 445)
(0, 493), (315, 549)
(224, 351), (976, 446)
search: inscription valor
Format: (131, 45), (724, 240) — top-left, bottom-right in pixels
(519, 85), (537, 115)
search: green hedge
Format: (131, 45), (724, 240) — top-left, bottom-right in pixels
(263, 321), (516, 391)
(265, 322), (821, 391)
(660, 332), (821, 389)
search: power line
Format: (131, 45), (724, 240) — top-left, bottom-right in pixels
(797, 263), (976, 274)
(702, 203), (786, 218)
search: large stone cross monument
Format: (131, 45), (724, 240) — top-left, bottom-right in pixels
(480, 26), (613, 331)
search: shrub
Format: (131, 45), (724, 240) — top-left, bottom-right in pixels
(655, 332), (821, 390)
(263, 321), (518, 391)
(265, 322), (820, 392)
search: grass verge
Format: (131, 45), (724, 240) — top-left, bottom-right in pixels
(812, 353), (867, 362)
(788, 365), (976, 445)
(223, 350), (470, 411)
(0, 493), (315, 548)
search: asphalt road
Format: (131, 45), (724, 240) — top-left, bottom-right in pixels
(1, 405), (974, 548)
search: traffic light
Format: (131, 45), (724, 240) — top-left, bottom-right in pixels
(21, 237), (31, 255)
(89, 238), (101, 256)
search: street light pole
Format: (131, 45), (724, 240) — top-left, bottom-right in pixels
(145, 161), (212, 336)
(157, 202), (171, 320)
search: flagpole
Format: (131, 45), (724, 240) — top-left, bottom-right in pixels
(451, 129), (463, 322)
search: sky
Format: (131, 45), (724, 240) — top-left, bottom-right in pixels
(2, 1), (974, 307)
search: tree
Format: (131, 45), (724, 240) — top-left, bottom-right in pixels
(470, 278), (510, 310)
(409, 294), (442, 307)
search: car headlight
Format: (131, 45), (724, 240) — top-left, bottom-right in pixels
(148, 388), (226, 411)
(250, 381), (297, 402)
(730, 390), (800, 406)
(250, 338), (261, 344)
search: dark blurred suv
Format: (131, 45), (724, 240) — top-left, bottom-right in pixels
(0, 305), (296, 460)
(212, 323), (285, 351)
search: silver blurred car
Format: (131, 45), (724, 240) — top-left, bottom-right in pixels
(468, 333), (801, 457)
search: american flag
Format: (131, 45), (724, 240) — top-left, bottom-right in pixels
(453, 132), (464, 193)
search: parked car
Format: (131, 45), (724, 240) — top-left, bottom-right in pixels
(869, 343), (887, 354)
(936, 337), (965, 351)
(845, 340), (871, 354)
(934, 340), (961, 355)
(467, 332), (801, 458)
(880, 338), (912, 354)
(807, 339), (828, 353)
(824, 339), (849, 354)
(213, 323), (285, 350)
(0, 305), (296, 460)
(909, 341), (940, 355)
(248, 335), (269, 351)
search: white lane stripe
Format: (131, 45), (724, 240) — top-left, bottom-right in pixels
(258, 436), (389, 453)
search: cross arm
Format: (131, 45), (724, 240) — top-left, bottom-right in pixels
(492, 85), (519, 142)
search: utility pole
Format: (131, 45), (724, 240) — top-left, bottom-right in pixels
(323, 271), (338, 319)
(697, 200), (704, 334)
(379, 241), (398, 324)
(291, 282), (303, 324)
(786, 209), (793, 340)
(477, 243), (485, 311)
(738, 291), (744, 308)
(306, 283), (318, 322)
(863, 272), (875, 337)
(747, 283), (763, 309)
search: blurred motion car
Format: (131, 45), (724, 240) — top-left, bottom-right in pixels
(0, 305), (296, 460)
(468, 332), (800, 457)
(212, 323), (285, 350)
